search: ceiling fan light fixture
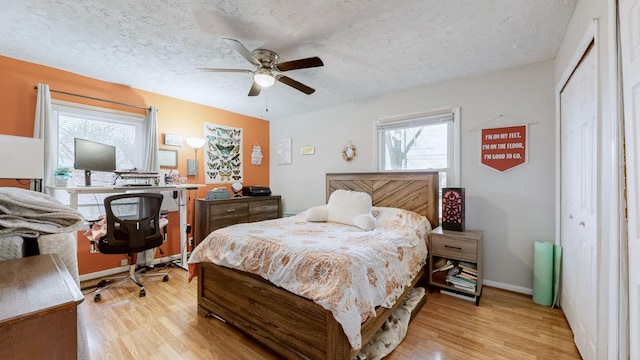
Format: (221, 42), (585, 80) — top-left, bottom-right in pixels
(254, 69), (275, 88)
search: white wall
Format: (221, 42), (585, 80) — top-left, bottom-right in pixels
(270, 60), (556, 292)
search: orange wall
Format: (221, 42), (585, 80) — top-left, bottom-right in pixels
(0, 55), (270, 275)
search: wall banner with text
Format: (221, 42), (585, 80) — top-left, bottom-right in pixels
(480, 125), (528, 172)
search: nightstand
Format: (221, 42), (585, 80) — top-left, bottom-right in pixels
(0, 254), (84, 358)
(429, 226), (484, 305)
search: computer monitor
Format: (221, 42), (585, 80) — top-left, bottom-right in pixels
(74, 138), (116, 186)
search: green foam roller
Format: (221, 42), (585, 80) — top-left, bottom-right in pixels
(533, 240), (554, 306)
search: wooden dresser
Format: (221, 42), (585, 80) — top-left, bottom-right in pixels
(195, 195), (282, 246)
(0, 253), (84, 359)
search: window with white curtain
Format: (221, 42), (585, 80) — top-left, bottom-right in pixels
(376, 107), (460, 188)
(51, 102), (145, 219)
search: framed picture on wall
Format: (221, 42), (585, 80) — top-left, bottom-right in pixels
(158, 149), (178, 168)
(163, 134), (183, 147)
(276, 138), (292, 165)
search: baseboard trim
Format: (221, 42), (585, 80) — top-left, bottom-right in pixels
(483, 279), (532, 295)
(79, 253), (184, 282)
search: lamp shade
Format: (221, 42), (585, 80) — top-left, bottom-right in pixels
(442, 187), (465, 231)
(254, 69), (275, 88)
(186, 137), (206, 149)
(0, 134), (44, 179)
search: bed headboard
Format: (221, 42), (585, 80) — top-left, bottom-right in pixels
(326, 172), (440, 228)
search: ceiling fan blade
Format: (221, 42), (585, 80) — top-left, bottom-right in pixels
(198, 68), (253, 73)
(276, 75), (315, 95)
(276, 57), (324, 72)
(223, 38), (261, 67)
(248, 82), (261, 96)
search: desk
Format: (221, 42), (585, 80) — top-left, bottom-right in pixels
(49, 184), (204, 270)
(0, 254), (84, 359)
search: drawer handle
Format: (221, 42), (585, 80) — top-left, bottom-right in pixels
(226, 209), (236, 213)
(444, 245), (463, 251)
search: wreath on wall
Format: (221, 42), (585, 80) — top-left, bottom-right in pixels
(342, 142), (356, 161)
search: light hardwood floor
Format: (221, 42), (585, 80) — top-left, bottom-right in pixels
(80, 266), (581, 360)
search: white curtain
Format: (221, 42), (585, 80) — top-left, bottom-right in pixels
(143, 105), (159, 172)
(34, 83), (55, 194)
(140, 105), (160, 269)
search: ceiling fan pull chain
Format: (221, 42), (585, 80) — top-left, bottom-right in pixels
(265, 92), (269, 113)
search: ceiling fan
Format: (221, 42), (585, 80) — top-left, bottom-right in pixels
(200, 38), (324, 96)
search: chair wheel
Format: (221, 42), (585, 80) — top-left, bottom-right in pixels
(163, 275), (169, 282)
(139, 289), (146, 297)
(97, 280), (108, 288)
(94, 294), (101, 302)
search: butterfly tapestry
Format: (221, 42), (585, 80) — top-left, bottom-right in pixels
(204, 122), (243, 184)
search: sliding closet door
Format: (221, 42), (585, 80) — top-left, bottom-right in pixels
(559, 43), (598, 360)
(620, 0), (640, 357)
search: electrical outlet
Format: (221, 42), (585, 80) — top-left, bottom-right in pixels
(189, 237), (194, 247)
(120, 259), (128, 266)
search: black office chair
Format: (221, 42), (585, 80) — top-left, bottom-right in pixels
(91, 193), (169, 302)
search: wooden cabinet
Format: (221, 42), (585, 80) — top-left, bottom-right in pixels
(429, 226), (484, 305)
(0, 253), (84, 359)
(195, 195), (282, 246)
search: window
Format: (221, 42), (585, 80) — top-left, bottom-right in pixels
(376, 107), (460, 188)
(51, 102), (145, 219)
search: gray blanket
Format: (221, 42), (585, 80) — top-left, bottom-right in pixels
(0, 187), (84, 237)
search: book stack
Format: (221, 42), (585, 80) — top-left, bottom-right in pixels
(445, 261), (478, 292)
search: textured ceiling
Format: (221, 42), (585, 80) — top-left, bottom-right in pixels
(0, 0), (577, 120)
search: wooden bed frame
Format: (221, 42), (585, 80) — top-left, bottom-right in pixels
(196, 171), (439, 360)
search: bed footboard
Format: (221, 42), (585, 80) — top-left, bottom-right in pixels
(198, 262), (352, 360)
(197, 263), (426, 360)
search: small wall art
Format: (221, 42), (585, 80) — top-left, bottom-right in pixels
(342, 141), (356, 161)
(158, 149), (178, 168)
(276, 138), (292, 165)
(163, 134), (183, 147)
(300, 146), (315, 155)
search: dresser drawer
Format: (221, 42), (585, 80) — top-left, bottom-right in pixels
(208, 202), (248, 221)
(431, 236), (477, 262)
(249, 212), (279, 223)
(208, 218), (244, 232)
(249, 199), (280, 216)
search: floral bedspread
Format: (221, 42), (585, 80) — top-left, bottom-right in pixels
(187, 207), (431, 350)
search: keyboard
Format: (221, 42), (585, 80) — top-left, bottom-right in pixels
(114, 169), (158, 175)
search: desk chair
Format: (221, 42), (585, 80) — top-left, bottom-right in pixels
(90, 193), (169, 302)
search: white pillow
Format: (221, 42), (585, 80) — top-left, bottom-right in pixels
(327, 189), (376, 230)
(305, 189), (377, 230)
(353, 213), (377, 231)
(305, 205), (329, 221)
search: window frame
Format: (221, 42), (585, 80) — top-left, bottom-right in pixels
(49, 100), (146, 218)
(374, 107), (461, 187)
